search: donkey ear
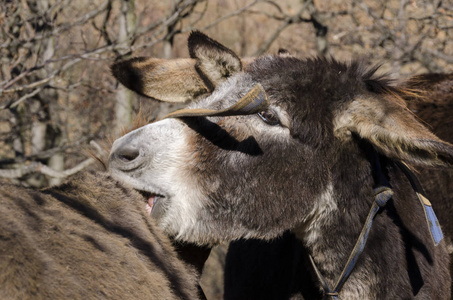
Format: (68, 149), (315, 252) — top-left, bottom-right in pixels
(188, 31), (242, 91)
(335, 95), (453, 167)
(111, 57), (208, 102)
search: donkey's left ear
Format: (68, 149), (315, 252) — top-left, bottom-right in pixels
(188, 31), (242, 91)
(111, 57), (208, 103)
(335, 94), (453, 167)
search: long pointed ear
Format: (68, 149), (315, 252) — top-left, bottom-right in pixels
(111, 57), (209, 103)
(188, 31), (242, 91)
(335, 94), (453, 167)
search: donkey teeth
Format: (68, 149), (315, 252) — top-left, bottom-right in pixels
(139, 191), (162, 216)
(148, 195), (157, 213)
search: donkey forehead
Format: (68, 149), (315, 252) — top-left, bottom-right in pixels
(248, 56), (369, 99)
(188, 73), (257, 110)
(194, 55), (369, 115)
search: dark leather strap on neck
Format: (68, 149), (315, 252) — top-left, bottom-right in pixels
(309, 186), (393, 299)
(310, 153), (443, 299)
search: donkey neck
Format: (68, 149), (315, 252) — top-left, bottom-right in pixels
(293, 189), (376, 286)
(292, 149), (384, 297)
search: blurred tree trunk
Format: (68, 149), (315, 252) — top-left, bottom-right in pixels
(162, 0), (176, 59)
(115, 0), (136, 137)
(40, 0), (65, 186)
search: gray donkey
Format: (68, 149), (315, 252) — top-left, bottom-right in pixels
(110, 31), (452, 299)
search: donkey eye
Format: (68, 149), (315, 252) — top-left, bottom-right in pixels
(258, 110), (280, 126)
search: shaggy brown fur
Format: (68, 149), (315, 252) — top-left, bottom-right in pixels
(0, 171), (199, 300)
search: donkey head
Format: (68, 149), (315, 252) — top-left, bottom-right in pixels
(109, 31), (453, 246)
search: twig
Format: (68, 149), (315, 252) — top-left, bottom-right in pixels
(254, 0), (312, 56)
(196, 0), (261, 32)
(8, 87), (43, 109)
(425, 48), (453, 64)
(1, 77), (51, 94)
(0, 139), (105, 179)
(0, 158), (94, 179)
(0, 0), (110, 49)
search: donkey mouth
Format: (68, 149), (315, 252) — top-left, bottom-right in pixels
(139, 191), (165, 216)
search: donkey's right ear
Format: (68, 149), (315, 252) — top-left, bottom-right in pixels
(189, 31), (242, 91)
(111, 57), (209, 103)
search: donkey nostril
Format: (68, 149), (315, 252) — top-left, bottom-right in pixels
(109, 144), (145, 171)
(117, 146), (141, 162)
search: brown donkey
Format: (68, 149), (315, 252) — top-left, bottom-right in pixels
(0, 171), (200, 300)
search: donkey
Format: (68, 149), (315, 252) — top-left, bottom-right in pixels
(0, 171), (200, 300)
(222, 72), (453, 300)
(109, 31), (453, 299)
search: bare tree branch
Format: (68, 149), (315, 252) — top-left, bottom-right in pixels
(0, 158), (94, 179)
(254, 0), (312, 56)
(0, 0), (110, 49)
(8, 86), (43, 109)
(196, 0), (261, 32)
(425, 48), (453, 64)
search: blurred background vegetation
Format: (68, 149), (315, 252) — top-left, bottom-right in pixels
(0, 0), (452, 298)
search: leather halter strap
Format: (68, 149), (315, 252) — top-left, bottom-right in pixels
(309, 153), (443, 299)
(309, 186), (393, 300)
